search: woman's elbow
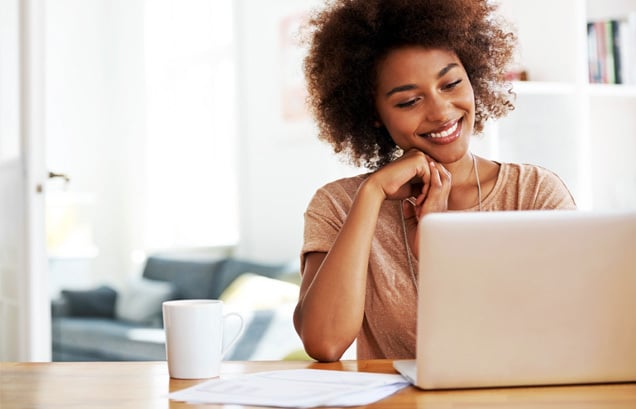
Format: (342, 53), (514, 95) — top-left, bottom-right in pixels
(303, 338), (348, 362)
(294, 303), (356, 362)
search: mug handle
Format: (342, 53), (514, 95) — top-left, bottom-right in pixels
(221, 312), (245, 358)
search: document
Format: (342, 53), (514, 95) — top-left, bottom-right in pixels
(169, 369), (410, 407)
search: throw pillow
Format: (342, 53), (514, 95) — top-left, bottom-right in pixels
(61, 285), (118, 318)
(219, 273), (300, 310)
(115, 277), (176, 325)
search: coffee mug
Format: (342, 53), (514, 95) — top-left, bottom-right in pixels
(163, 299), (244, 379)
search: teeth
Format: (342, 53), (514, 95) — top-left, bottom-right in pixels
(428, 121), (458, 138)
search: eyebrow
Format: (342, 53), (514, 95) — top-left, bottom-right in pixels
(385, 63), (460, 97)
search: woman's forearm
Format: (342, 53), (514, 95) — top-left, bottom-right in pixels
(294, 180), (386, 361)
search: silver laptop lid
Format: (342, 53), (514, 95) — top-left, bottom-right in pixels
(414, 210), (636, 389)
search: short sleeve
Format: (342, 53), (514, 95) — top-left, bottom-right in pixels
(485, 163), (577, 211)
(532, 168), (577, 210)
(300, 176), (363, 273)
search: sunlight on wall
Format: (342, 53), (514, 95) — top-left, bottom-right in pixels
(143, 0), (238, 249)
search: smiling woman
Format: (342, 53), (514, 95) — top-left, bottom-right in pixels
(293, 0), (577, 363)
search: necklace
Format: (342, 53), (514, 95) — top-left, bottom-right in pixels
(400, 153), (482, 289)
(473, 153), (482, 212)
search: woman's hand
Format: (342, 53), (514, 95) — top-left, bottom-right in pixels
(409, 160), (452, 216)
(367, 149), (431, 201)
(371, 149), (451, 259)
(367, 148), (451, 211)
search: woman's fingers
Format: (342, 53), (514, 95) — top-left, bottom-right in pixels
(430, 162), (442, 186)
(418, 161), (451, 215)
(403, 160), (451, 260)
(373, 149), (432, 200)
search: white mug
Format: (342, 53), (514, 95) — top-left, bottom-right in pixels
(162, 299), (244, 379)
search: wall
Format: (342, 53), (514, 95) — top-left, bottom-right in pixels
(233, 0), (359, 264)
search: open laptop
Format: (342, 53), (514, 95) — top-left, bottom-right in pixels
(394, 210), (636, 389)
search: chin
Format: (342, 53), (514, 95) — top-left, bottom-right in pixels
(424, 144), (471, 165)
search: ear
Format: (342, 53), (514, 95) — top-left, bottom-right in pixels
(373, 120), (382, 128)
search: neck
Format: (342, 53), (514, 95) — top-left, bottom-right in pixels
(446, 152), (477, 188)
(446, 152), (482, 211)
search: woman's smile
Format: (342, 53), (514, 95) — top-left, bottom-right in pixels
(418, 118), (463, 145)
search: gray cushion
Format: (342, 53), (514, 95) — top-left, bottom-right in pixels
(115, 278), (176, 325)
(141, 256), (285, 300)
(61, 286), (117, 318)
(142, 256), (226, 299)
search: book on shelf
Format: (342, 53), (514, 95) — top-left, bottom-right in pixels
(587, 12), (636, 85)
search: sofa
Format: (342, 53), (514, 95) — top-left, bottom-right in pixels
(51, 255), (307, 361)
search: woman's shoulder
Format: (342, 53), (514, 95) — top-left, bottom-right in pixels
(314, 173), (370, 197)
(306, 173), (370, 210)
(499, 162), (567, 185)
(492, 162), (576, 209)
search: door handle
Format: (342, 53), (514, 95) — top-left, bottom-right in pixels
(48, 171), (70, 183)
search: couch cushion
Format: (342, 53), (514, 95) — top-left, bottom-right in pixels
(115, 278), (176, 325)
(61, 285), (118, 318)
(211, 258), (286, 299)
(219, 273), (299, 310)
(52, 317), (166, 361)
(142, 256), (226, 299)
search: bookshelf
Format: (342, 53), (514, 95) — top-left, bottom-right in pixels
(478, 0), (636, 210)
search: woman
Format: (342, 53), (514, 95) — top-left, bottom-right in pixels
(293, 0), (576, 362)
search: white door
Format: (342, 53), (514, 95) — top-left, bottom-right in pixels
(0, 0), (50, 361)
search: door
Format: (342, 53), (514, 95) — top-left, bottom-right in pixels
(0, 0), (50, 361)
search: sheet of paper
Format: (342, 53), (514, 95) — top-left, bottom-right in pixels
(169, 369), (410, 408)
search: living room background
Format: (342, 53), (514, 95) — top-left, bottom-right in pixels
(44, 0), (358, 298)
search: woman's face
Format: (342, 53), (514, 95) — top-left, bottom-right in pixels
(374, 47), (475, 165)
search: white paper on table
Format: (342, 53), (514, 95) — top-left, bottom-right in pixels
(168, 369), (410, 408)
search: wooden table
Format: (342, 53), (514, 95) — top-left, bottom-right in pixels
(2, 360), (635, 408)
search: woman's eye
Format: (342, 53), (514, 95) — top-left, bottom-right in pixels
(396, 98), (419, 108)
(443, 79), (462, 90)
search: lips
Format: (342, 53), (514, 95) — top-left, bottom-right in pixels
(419, 119), (462, 145)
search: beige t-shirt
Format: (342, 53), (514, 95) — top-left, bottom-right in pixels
(301, 162), (577, 359)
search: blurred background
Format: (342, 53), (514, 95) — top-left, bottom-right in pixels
(1, 0), (634, 361)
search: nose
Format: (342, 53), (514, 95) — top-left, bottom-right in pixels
(422, 94), (451, 123)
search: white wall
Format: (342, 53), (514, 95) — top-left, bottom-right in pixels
(233, 0), (359, 264)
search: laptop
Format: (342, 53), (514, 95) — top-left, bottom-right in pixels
(394, 210), (636, 390)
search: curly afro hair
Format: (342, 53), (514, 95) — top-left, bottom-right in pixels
(303, 0), (517, 169)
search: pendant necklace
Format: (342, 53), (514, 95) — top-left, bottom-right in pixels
(400, 153), (482, 290)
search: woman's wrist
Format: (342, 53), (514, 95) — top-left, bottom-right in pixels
(357, 176), (389, 206)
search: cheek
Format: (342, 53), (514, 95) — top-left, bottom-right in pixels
(460, 92), (476, 133)
(383, 113), (421, 139)
(375, 104), (406, 132)
(461, 87), (476, 113)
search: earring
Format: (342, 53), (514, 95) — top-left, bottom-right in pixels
(392, 146), (404, 160)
